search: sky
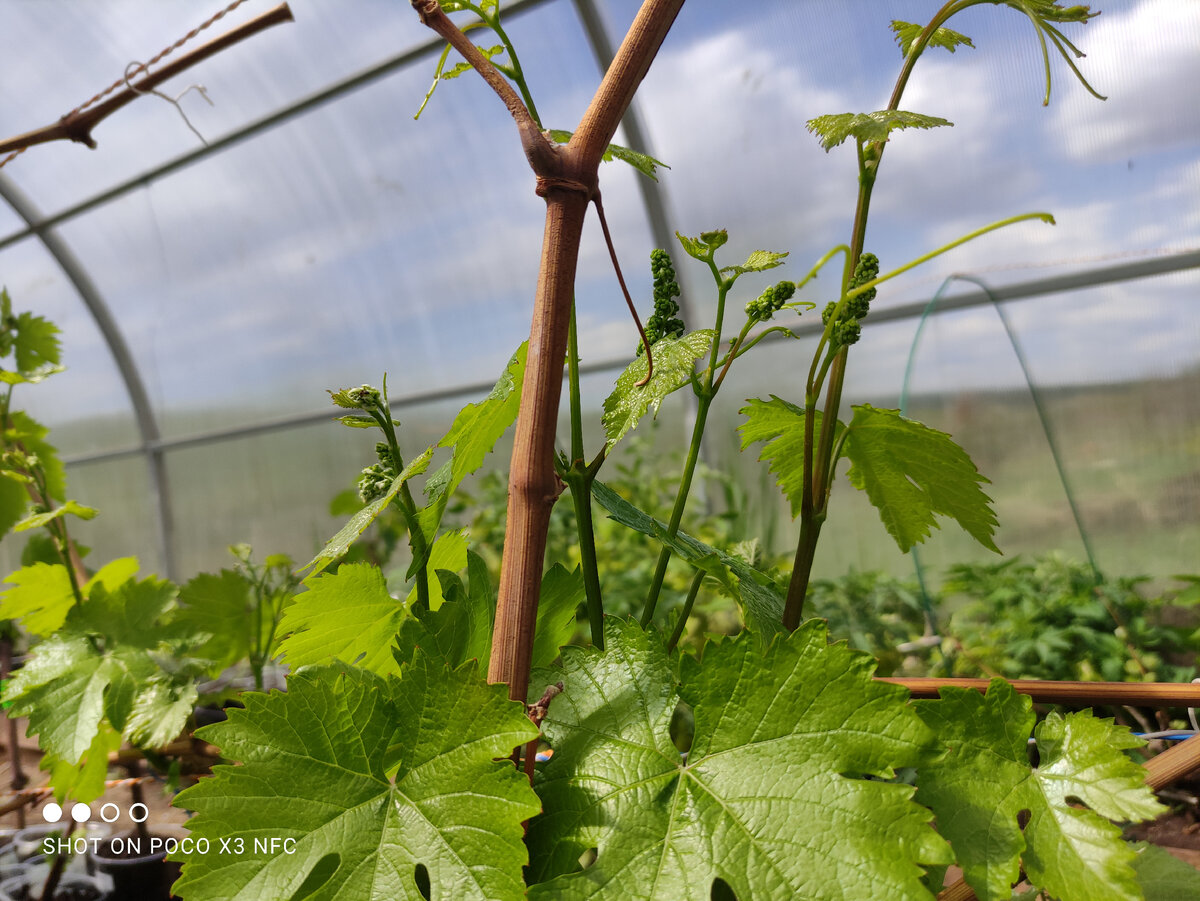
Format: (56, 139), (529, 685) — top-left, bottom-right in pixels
(0, 0), (1197, 444)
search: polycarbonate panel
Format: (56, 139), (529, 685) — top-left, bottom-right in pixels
(604, 0), (1200, 327)
(707, 266), (1200, 588)
(0, 0), (517, 214)
(165, 388), (473, 578)
(0, 234), (140, 452)
(52, 0), (658, 442)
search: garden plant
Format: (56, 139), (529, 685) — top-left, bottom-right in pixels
(4, 2), (1200, 901)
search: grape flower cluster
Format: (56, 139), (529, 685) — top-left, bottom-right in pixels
(821, 252), (879, 348)
(358, 441), (397, 503)
(744, 280), (797, 324)
(638, 248), (684, 355)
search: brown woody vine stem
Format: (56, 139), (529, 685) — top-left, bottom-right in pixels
(413, 0), (684, 707)
(0, 4), (294, 157)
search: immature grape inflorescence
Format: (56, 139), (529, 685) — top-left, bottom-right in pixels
(639, 248), (684, 355)
(745, 280), (797, 324)
(822, 252), (878, 348)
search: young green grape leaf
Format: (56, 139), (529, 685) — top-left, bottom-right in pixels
(395, 557), (580, 672)
(171, 660), (539, 901)
(302, 445), (434, 578)
(395, 550), (494, 671)
(1, 310), (64, 383)
(415, 343), (526, 562)
(0, 473), (27, 538)
(0, 556), (137, 637)
(806, 110), (953, 151)
(738, 395), (842, 517)
(13, 499), (97, 532)
(441, 44), (505, 80)
(176, 568), (257, 673)
(40, 726), (121, 804)
(1130, 842), (1200, 900)
(547, 129), (670, 182)
(843, 404), (999, 553)
(406, 527), (468, 607)
(602, 330), (713, 450)
(531, 562), (584, 668)
(718, 248), (788, 279)
(592, 480), (785, 639)
(5, 411), (67, 501)
(675, 229), (726, 263)
(914, 679), (1165, 901)
(890, 20), (975, 58)
(527, 618), (950, 899)
(279, 562), (407, 677)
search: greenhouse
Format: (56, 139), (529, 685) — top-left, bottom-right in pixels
(0, 0), (1198, 898)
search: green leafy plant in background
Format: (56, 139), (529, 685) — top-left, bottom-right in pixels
(9, 2), (1164, 899)
(937, 554), (1200, 684)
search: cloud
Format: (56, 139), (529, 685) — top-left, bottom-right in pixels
(1053, 0), (1200, 161)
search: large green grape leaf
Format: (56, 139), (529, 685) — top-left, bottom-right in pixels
(1130, 842), (1200, 900)
(5, 573), (196, 764)
(738, 395), (841, 517)
(602, 331), (713, 450)
(527, 619), (950, 899)
(40, 726), (122, 804)
(1, 308), (64, 383)
(843, 404), (1000, 553)
(0, 557), (138, 638)
(914, 679), (1165, 901)
(278, 562), (407, 677)
(591, 481), (784, 637)
(176, 569), (257, 673)
(806, 110), (953, 151)
(171, 660), (539, 901)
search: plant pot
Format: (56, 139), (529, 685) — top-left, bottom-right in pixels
(89, 832), (179, 901)
(0, 869), (109, 901)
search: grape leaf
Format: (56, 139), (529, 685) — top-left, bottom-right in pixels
(414, 343), (525, 566)
(0, 557), (138, 638)
(843, 404), (1000, 553)
(914, 679), (1165, 901)
(395, 551), (494, 671)
(5, 574), (196, 763)
(441, 44), (505, 80)
(278, 562), (407, 676)
(719, 248), (788, 278)
(547, 130), (670, 182)
(806, 110), (953, 151)
(301, 445), (434, 579)
(406, 527), (468, 608)
(395, 556), (582, 672)
(171, 660), (539, 901)
(738, 395), (841, 517)
(591, 480), (784, 637)
(176, 569), (257, 673)
(1130, 842), (1200, 900)
(5, 411), (66, 501)
(40, 726), (122, 804)
(526, 618), (950, 899)
(2, 310), (64, 382)
(602, 331), (713, 450)
(890, 20), (975, 58)
(13, 499), (97, 531)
